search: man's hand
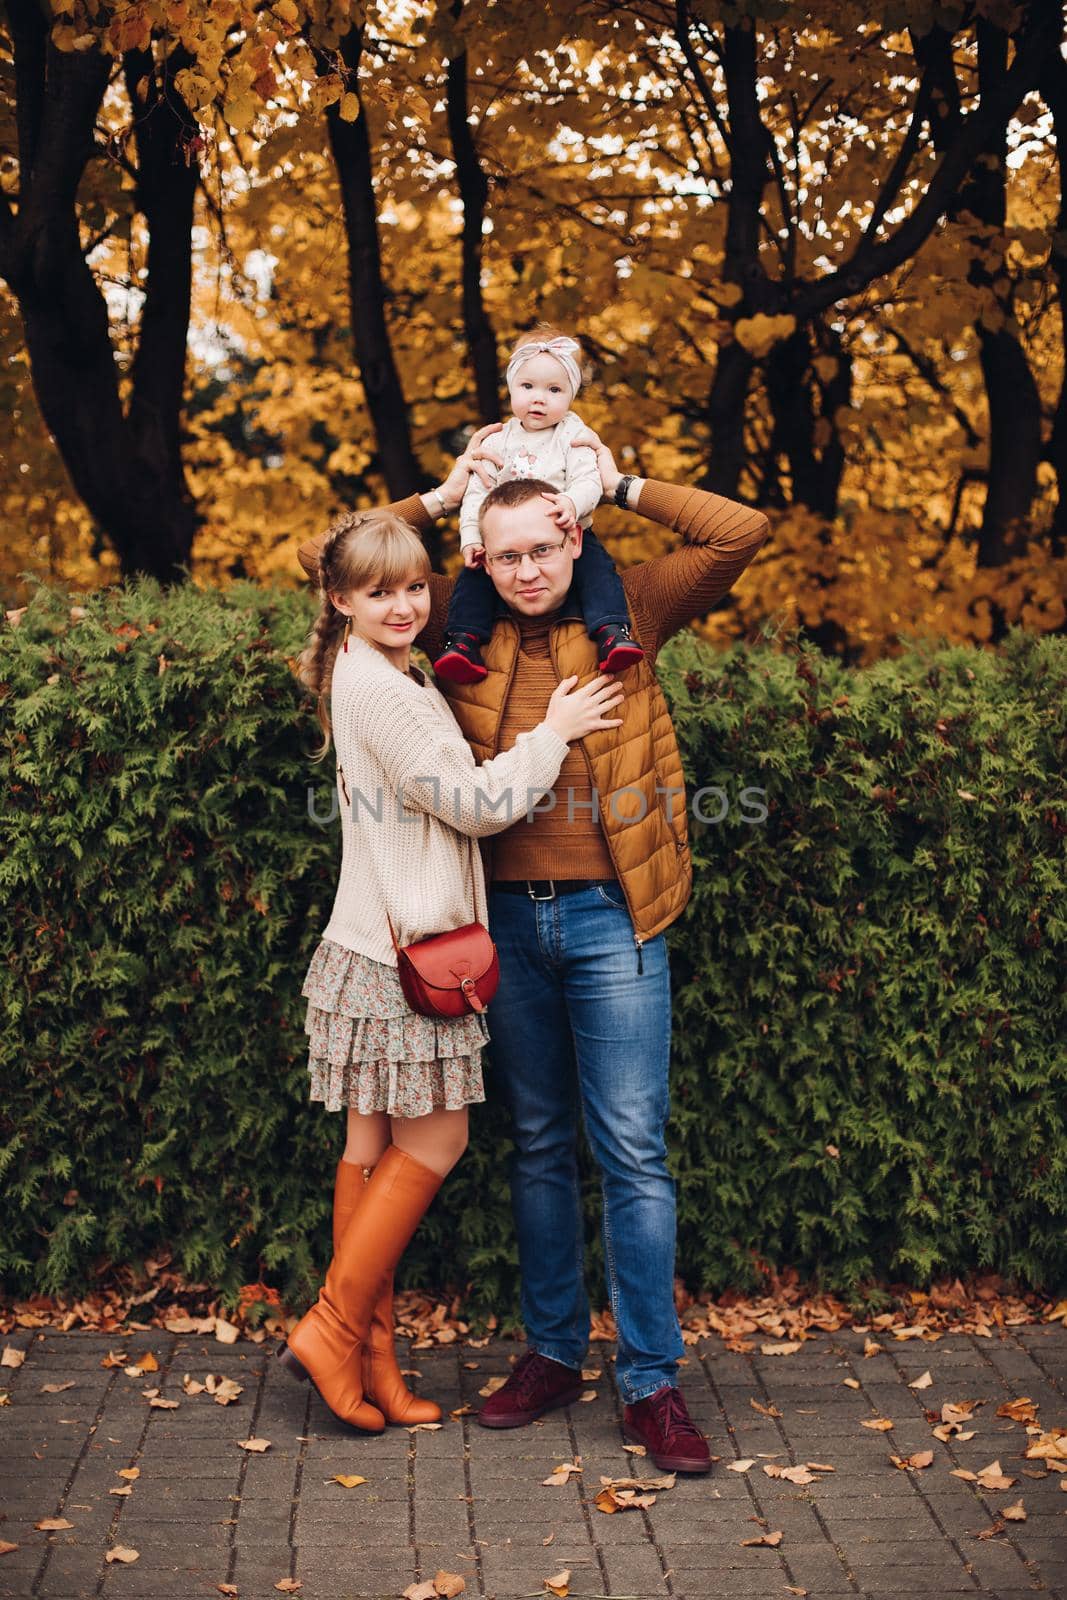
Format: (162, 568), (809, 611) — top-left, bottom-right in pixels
(569, 426), (622, 501)
(542, 492), (578, 533)
(462, 544), (486, 569)
(435, 421), (505, 511)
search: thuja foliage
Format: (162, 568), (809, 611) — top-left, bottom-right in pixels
(1, 580), (1064, 1314)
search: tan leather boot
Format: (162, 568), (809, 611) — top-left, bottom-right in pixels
(277, 1146), (442, 1430)
(333, 1158), (442, 1426)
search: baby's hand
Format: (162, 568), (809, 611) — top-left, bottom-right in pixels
(462, 543), (486, 569)
(542, 493), (578, 532)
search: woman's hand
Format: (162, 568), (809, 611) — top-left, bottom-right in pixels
(543, 674), (626, 744)
(569, 426), (622, 502)
(434, 422), (506, 512)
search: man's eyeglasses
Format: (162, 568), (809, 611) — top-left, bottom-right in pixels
(484, 535), (573, 572)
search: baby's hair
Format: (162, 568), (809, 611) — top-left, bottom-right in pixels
(298, 508), (430, 760)
(478, 476), (559, 535)
(507, 322), (593, 388)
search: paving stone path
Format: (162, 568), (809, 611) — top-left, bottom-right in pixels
(1, 1323), (1064, 1600)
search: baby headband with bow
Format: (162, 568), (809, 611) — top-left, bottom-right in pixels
(505, 335), (582, 397)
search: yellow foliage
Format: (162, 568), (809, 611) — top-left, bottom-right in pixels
(734, 314), (797, 357)
(1, 0), (1062, 668)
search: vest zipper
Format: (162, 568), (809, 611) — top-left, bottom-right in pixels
(547, 628), (642, 957)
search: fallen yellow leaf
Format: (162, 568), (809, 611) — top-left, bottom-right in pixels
(908, 1371), (933, 1390)
(238, 1437), (272, 1452)
(1, 1348), (26, 1369)
(105, 1546), (139, 1564)
(543, 1570), (571, 1597)
(740, 1530), (783, 1547)
(861, 1418), (895, 1431)
(1024, 1429), (1067, 1463)
(40, 1382), (76, 1394)
(1002, 1500), (1026, 1521)
(433, 1575), (466, 1599)
(35, 1519), (73, 1531)
(727, 1458), (756, 1472)
(331, 1474), (367, 1489)
(996, 1397), (1037, 1423)
(764, 1463), (815, 1485)
(0, 1542), (18, 1556)
(117, 1468), (140, 1481)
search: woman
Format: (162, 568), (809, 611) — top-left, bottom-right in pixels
(278, 445), (624, 1432)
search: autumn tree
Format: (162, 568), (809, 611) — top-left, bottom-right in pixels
(1, 1), (200, 580)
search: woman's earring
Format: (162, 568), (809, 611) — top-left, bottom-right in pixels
(342, 618), (351, 653)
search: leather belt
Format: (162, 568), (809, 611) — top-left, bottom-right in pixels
(491, 879), (617, 901)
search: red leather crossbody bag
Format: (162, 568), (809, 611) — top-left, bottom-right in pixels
(385, 840), (499, 1019)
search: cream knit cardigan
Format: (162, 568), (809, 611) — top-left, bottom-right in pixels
(321, 631), (570, 965)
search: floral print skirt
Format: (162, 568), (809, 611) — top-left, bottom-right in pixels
(301, 938), (488, 1118)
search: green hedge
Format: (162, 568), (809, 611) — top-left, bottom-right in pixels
(1, 580), (1064, 1314)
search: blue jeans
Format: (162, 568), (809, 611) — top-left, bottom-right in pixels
(485, 881), (684, 1402)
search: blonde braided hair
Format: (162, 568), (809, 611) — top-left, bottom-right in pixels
(298, 507), (431, 760)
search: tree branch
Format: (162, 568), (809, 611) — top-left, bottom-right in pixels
(794, 0), (1057, 319)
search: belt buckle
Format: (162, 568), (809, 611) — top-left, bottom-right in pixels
(526, 879), (555, 901)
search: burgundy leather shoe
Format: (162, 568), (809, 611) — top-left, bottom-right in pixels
(623, 1385), (711, 1473)
(476, 1350), (584, 1429)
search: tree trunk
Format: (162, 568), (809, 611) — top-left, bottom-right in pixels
(702, 339), (755, 497)
(325, 28), (427, 510)
(446, 8), (499, 424)
(962, 23), (1041, 569)
(0, 4), (199, 581)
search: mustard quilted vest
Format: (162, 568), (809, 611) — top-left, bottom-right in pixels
(438, 602), (692, 951)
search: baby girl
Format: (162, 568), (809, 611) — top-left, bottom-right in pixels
(432, 327), (644, 684)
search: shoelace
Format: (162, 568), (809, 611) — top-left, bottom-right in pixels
(649, 1386), (702, 1439)
(507, 1350), (548, 1402)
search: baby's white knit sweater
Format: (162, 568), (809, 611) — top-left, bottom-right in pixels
(459, 410), (603, 548)
(321, 632), (570, 965)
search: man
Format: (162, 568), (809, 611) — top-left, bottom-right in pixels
(299, 425), (768, 1471)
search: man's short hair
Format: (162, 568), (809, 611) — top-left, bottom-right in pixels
(478, 477), (557, 534)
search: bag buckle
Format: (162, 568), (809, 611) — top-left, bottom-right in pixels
(525, 880), (556, 901)
(460, 976), (485, 1013)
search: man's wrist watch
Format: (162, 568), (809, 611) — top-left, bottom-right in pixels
(614, 474), (636, 508)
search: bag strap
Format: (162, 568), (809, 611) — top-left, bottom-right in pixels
(385, 834), (480, 950)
